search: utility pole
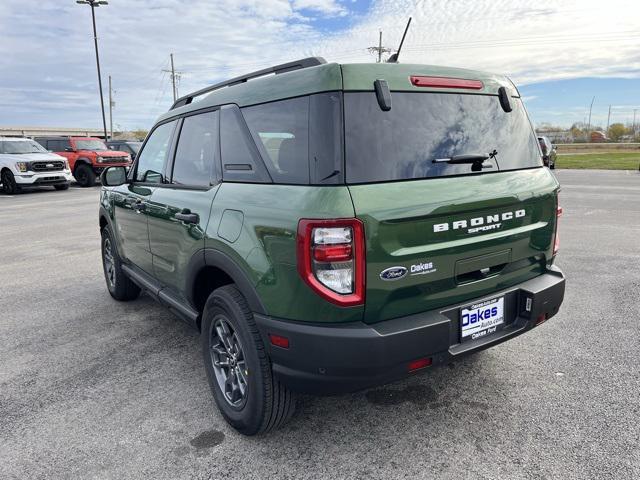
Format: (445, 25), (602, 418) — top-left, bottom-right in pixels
(367, 30), (393, 63)
(108, 75), (114, 139)
(587, 96), (595, 141)
(606, 105), (611, 135)
(76, 0), (109, 140)
(633, 109), (638, 138)
(163, 53), (182, 102)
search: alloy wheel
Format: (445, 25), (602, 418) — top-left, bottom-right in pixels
(103, 237), (116, 288)
(209, 316), (249, 408)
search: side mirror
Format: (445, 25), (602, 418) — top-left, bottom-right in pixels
(65, 147), (74, 152)
(101, 166), (128, 186)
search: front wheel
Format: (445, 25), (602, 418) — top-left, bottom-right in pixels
(101, 226), (140, 301)
(75, 164), (96, 187)
(550, 161), (556, 170)
(1, 170), (21, 194)
(201, 285), (296, 435)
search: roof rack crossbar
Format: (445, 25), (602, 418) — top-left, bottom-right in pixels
(170, 57), (327, 110)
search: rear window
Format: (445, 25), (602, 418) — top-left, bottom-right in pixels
(344, 92), (541, 184)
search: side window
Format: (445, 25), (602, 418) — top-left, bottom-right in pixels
(135, 121), (176, 183)
(60, 139), (72, 151)
(242, 97), (309, 184)
(220, 105), (271, 183)
(171, 110), (219, 188)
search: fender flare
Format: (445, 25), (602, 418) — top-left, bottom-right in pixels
(74, 158), (93, 172)
(186, 248), (267, 315)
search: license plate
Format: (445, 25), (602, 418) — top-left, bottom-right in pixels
(461, 297), (504, 342)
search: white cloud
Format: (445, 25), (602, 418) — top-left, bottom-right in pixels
(293, 0), (347, 16)
(0, 0), (638, 129)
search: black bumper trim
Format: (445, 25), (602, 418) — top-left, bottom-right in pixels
(254, 267), (565, 394)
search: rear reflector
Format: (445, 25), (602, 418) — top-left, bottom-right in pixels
(536, 313), (547, 325)
(410, 75), (484, 90)
(408, 357), (432, 372)
(269, 334), (290, 349)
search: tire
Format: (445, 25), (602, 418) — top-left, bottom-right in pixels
(75, 164), (96, 187)
(1, 169), (22, 194)
(101, 225), (140, 301)
(550, 161), (556, 170)
(201, 285), (296, 435)
(54, 183), (70, 191)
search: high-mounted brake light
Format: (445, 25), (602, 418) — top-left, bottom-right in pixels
(553, 200), (562, 256)
(410, 75), (484, 90)
(297, 219), (365, 306)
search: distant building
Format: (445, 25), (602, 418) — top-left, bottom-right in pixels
(535, 130), (573, 144)
(0, 126), (105, 138)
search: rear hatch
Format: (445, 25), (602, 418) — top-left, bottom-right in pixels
(342, 68), (559, 323)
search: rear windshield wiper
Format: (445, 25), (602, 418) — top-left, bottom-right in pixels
(433, 150), (499, 171)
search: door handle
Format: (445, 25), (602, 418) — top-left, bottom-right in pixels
(175, 209), (199, 224)
(132, 200), (146, 212)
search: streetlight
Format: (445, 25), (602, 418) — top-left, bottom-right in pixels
(76, 0), (109, 140)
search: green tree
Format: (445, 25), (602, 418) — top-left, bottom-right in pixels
(607, 123), (628, 142)
(131, 129), (149, 141)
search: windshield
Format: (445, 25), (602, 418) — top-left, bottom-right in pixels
(75, 139), (108, 151)
(344, 92), (541, 183)
(0, 140), (48, 154)
(127, 142), (142, 153)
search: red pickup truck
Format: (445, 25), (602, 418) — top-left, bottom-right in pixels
(34, 136), (131, 187)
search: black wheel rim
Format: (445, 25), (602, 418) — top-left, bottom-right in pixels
(209, 316), (248, 408)
(103, 237), (116, 288)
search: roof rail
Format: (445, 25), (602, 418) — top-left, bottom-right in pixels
(170, 57), (327, 110)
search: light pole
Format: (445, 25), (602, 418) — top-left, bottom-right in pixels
(76, 0), (109, 140)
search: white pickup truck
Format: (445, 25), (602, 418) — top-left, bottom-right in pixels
(0, 137), (74, 194)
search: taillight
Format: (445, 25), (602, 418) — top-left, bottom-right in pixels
(297, 219), (365, 306)
(553, 200), (562, 256)
(410, 75), (484, 90)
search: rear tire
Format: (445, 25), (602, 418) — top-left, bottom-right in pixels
(201, 285), (296, 435)
(75, 164), (96, 187)
(54, 183), (70, 191)
(101, 226), (140, 301)
(550, 162), (556, 170)
(1, 170), (21, 194)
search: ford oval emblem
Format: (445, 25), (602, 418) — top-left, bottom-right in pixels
(379, 266), (408, 281)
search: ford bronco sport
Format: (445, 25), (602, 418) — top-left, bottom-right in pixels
(35, 136), (131, 187)
(98, 58), (565, 435)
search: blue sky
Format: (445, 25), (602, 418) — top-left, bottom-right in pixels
(521, 78), (640, 128)
(0, 0), (638, 130)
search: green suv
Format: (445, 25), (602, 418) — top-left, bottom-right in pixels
(99, 58), (565, 435)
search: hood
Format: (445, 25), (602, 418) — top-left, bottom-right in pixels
(1, 152), (66, 162)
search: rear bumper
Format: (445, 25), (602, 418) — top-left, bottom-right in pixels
(254, 266), (565, 394)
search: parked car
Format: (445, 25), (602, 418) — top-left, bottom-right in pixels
(0, 137), (73, 194)
(34, 136), (131, 187)
(537, 136), (557, 169)
(106, 140), (142, 161)
(98, 58), (565, 435)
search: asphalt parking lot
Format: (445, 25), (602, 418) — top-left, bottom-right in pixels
(1, 169), (639, 480)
